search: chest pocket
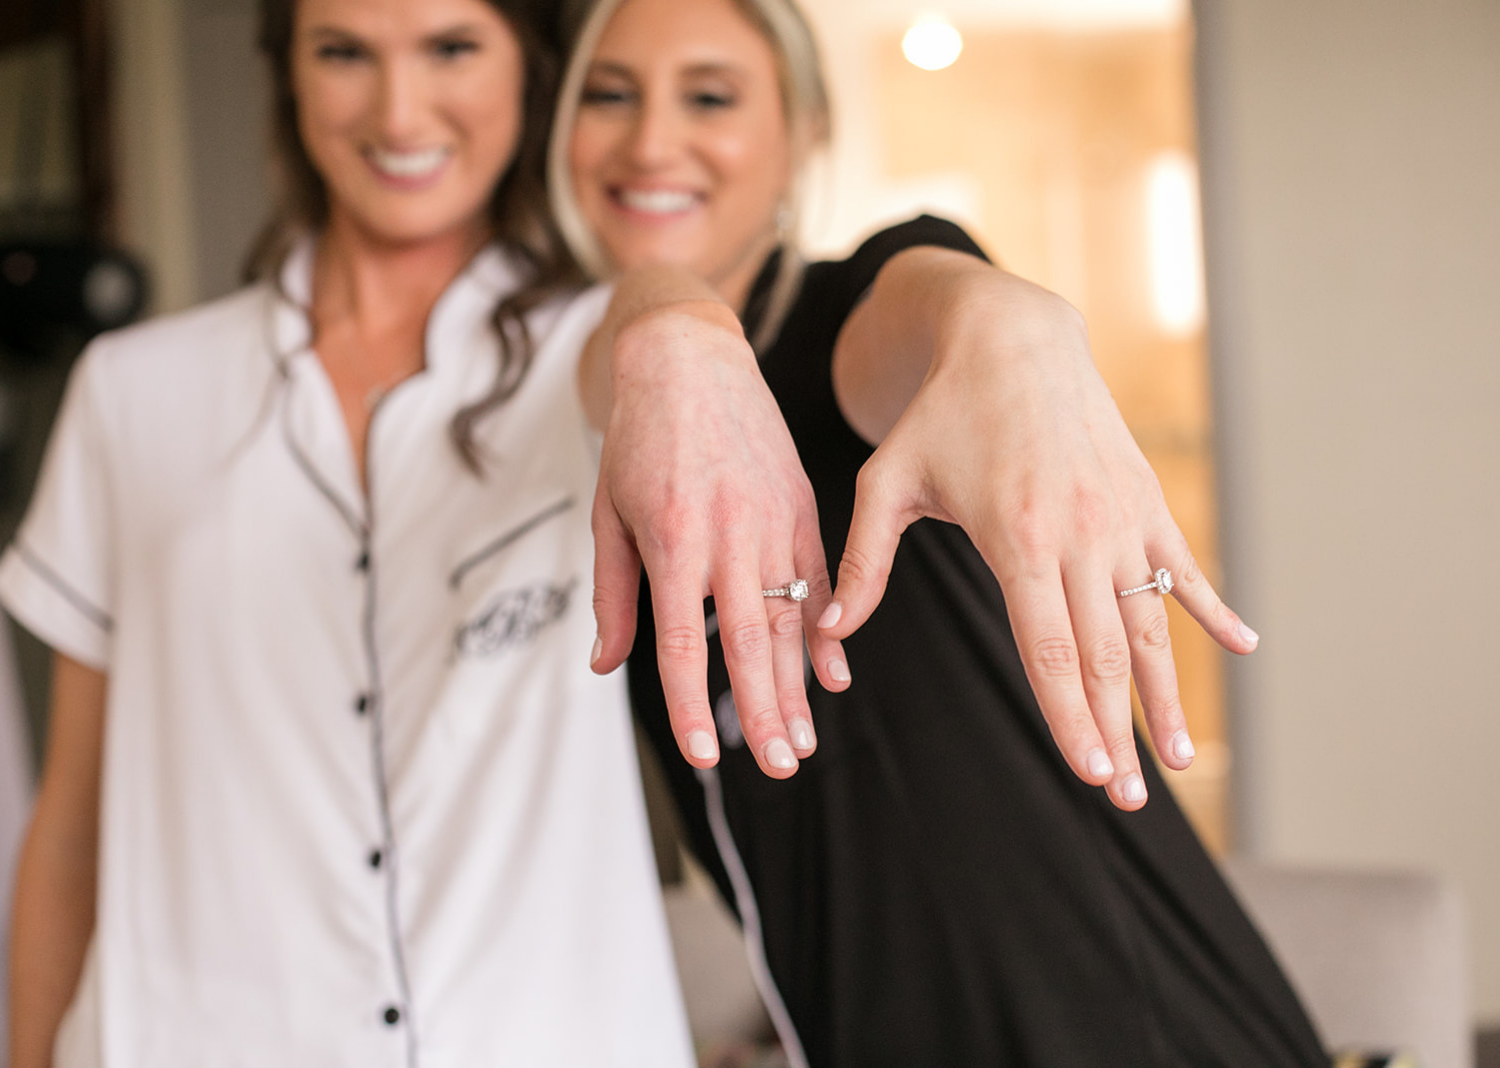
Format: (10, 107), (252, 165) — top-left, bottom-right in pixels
(449, 494), (579, 662)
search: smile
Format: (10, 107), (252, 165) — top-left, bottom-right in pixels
(365, 146), (452, 182)
(612, 188), (701, 216)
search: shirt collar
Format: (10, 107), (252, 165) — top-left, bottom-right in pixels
(267, 234), (524, 376)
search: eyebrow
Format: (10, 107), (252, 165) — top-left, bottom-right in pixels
(304, 22), (486, 41)
(587, 58), (749, 80)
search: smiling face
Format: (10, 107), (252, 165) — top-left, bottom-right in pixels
(290, 0), (525, 250)
(567, 0), (794, 309)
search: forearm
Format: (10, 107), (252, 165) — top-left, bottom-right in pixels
(578, 264), (749, 430)
(832, 246), (1086, 444)
(10, 807), (97, 1068)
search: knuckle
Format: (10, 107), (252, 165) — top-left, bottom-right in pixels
(1029, 635), (1080, 678)
(637, 505), (694, 560)
(1044, 708), (1097, 755)
(1133, 611), (1173, 652)
(766, 605), (804, 641)
(836, 542), (889, 589)
(1083, 638), (1132, 684)
(1000, 498), (1057, 561)
(1173, 548), (1205, 589)
(738, 701), (783, 739)
(720, 620), (772, 664)
(656, 624), (704, 665)
(1146, 692), (1187, 730)
(1069, 487), (1113, 540)
(1106, 730), (1139, 759)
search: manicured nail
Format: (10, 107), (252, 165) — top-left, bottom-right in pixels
(818, 601), (842, 629)
(789, 718), (816, 751)
(1123, 774), (1148, 804)
(764, 737), (797, 770)
(1087, 749), (1114, 779)
(828, 658), (851, 684)
(1172, 731), (1196, 763)
(686, 730), (718, 761)
(1239, 622), (1260, 647)
(590, 637), (603, 667)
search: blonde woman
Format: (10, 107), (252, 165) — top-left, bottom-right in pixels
(552, 0), (1328, 1065)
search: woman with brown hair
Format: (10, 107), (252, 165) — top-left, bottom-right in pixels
(0, 0), (706, 1062)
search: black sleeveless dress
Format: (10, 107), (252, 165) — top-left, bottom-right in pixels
(628, 216), (1328, 1068)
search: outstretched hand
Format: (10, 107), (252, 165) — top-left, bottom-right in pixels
(588, 295), (850, 779)
(822, 261), (1257, 811)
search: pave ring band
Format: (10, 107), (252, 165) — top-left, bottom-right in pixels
(1119, 568), (1174, 598)
(762, 579), (810, 602)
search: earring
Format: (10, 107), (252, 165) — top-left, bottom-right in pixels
(775, 202), (794, 240)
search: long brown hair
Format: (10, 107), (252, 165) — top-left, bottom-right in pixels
(246, 0), (584, 471)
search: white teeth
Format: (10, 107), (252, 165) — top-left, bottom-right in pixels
(368, 146), (450, 179)
(618, 189), (698, 214)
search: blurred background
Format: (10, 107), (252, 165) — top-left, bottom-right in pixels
(0, 0), (1495, 1063)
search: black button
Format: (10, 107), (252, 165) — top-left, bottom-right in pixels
(368, 848), (383, 870)
(383, 1005), (401, 1026)
(355, 550), (370, 572)
(354, 693), (369, 715)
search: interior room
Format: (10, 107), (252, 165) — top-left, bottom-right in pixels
(0, 0), (1495, 1064)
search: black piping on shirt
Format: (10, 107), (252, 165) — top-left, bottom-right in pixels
(279, 384), (419, 1068)
(13, 540), (114, 633)
(447, 495), (574, 590)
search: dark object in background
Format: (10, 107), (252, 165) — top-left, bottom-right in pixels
(0, 242), (147, 361)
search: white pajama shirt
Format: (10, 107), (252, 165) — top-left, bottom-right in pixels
(0, 244), (694, 1067)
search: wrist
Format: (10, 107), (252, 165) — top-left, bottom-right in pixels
(612, 299), (751, 376)
(936, 270), (1087, 368)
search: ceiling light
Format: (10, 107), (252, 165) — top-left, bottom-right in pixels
(902, 16), (964, 72)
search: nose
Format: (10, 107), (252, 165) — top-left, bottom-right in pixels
(623, 92), (685, 169)
(373, 56), (430, 143)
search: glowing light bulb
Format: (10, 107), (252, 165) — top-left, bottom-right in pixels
(902, 16), (963, 72)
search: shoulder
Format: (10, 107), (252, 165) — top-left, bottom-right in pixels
(81, 284), (274, 385)
(68, 284), (279, 451)
(794, 216), (989, 325)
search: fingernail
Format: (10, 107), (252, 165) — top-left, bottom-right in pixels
(1123, 774), (1148, 804)
(1172, 731), (1196, 762)
(686, 730), (718, 761)
(590, 637), (603, 667)
(818, 601), (842, 629)
(789, 718), (816, 750)
(1239, 622), (1260, 647)
(1087, 749), (1114, 779)
(764, 737), (797, 770)
(828, 658), (851, 684)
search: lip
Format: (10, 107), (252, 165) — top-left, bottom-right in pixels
(608, 185), (704, 221)
(363, 145), (453, 190)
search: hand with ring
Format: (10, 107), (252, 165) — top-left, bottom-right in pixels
(817, 247), (1258, 810)
(582, 268), (849, 780)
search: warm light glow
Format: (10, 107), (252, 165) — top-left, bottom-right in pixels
(1147, 152), (1206, 336)
(902, 16), (964, 71)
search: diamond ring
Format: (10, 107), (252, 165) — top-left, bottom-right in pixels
(1118, 568), (1174, 598)
(762, 579), (810, 602)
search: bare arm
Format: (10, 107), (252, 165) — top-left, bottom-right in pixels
(11, 653), (105, 1068)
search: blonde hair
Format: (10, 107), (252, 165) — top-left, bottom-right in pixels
(547, 0), (831, 351)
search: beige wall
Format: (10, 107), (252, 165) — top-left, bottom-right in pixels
(113, 0), (199, 314)
(1196, 0), (1500, 1024)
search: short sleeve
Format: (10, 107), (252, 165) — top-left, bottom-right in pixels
(0, 342), (118, 669)
(828, 214), (991, 324)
